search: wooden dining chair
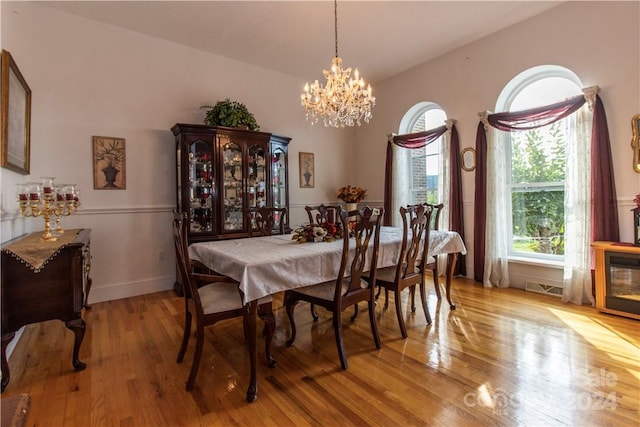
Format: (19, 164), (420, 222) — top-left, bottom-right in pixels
(244, 206), (288, 236)
(173, 211), (276, 391)
(305, 204), (340, 225)
(304, 204), (341, 320)
(284, 206), (384, 370)
(365, 204), (434, 338)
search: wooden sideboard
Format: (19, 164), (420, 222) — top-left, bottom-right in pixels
(1, 229), (92, 392)
(592, 241), (640, 320)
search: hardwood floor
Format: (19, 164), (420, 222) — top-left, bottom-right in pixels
(2, 278), (639, 426)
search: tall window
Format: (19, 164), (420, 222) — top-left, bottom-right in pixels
(497, 67), (582, 260)
(402, 104), (446, 205)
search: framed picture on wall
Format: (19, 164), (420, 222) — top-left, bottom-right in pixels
(93, 136), (126, 189)
(299, 152), (314, 188)
(0, 49), (32, 175)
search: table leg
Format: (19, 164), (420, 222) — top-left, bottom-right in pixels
(245, 301), (258, 403)
(65, 318), (87, 371)
(1, 332), (15, 392)
(445, 253), (457, 310)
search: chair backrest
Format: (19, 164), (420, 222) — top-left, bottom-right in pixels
(245, 206), (288, 236)
(423, 202), (443, 231)
(305, 204), (340, 225)
(173, 210), (202, 312)
(395, 204), (434, 283)
(334, 205), (385, 302)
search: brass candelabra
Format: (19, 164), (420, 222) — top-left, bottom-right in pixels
(17, 177), (80, 241)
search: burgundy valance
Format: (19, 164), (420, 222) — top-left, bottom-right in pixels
(392, 125), (448, 148)
(487, 95), (586, 131)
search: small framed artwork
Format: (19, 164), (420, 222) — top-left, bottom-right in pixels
(299, 152), (314, 188)
(1, 49), (32, 175)
(93, 136), (126, 189)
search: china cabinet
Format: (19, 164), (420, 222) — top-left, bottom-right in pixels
(172, 124), (290, 243)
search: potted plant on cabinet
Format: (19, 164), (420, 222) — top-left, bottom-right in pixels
(201, 98), (260, 131)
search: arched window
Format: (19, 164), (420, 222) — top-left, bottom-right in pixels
(497, 66), (582, 260)
(398, 103), (447, 206)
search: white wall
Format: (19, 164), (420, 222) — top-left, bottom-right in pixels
(356, 1), (640, 285)
(0, 1), (355, 303)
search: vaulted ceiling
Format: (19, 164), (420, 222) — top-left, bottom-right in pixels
(39, 1), (562, 83)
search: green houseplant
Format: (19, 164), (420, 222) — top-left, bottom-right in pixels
(201, 98), (260, 131)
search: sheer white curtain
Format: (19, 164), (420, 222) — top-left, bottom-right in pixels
(389, 135), (410, 227)
(437, 124), (453, 273)
(562, 99), (594, 305)
(480, 112), (510, 288)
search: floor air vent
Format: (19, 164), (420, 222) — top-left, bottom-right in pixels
(525, 280), (563, 297)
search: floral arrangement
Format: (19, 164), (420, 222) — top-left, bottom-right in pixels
(337, 185), (367, 203)
(635, 193), (640, 208)
(292, 222), (344, 243)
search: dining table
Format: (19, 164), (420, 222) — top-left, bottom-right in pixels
(188, 226), (467, 402)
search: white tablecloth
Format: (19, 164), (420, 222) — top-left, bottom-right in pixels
(189, 226), (466, 304)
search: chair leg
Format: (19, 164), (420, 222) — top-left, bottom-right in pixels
(394, 289), (408, 339)
(409, 285), (417, 312)
(259, 311), (278, 368)
(177, 309), (192, 363)
(432, 266), (442, 300)
(284, 294), (298, 347)
(384, 289), (390, 309)
(419, 281), (432, 324)
(350, 303), (359, 322)
(368, 300), (381, 349)
(186, 323), (205, 391)
(310, 303), (319, 321)
(333, 310), (348, 370)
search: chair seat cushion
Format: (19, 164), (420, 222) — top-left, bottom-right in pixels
(199, 282), (272, 314)
(293, 278), (366, 301)
(374, 265), (398, 283)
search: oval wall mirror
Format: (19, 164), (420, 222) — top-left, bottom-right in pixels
(461, 147), (476, 172)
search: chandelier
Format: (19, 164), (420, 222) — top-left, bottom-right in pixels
(300, 0), (375, 128)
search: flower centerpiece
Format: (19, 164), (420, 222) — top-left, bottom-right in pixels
(292, 222), (344, 243)
(337, 185), (367, 203)
(635, 193), (640, 208)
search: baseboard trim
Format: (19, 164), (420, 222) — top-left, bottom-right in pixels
(88, 275), (175, 304)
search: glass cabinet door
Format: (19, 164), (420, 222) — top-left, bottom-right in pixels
(248, 144), (267, 209)
(222, 141), (244, 232)
(188, 140), (214, 233)
(271, 147), (287, 228)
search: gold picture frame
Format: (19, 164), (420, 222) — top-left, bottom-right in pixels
(93, 136), (126, 189)
(299, 152), (314, 188)
(461, 147), (476, 172)
(632, 114), (640, 173)
(1, 49), (32, 175)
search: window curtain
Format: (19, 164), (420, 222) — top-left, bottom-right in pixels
(384, 122), (466, 276)
(473, 88), (619, 303)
